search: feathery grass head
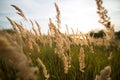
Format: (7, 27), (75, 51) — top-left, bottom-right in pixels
(0, 34), (38, 80)
(30, 20), (39, 36)
(11, 5), (27, 20)
(35, 20), (41, 36)
(95, 66), (111, 80)
(79, 47), (85, 72)
(6, 17), (17, 31)
(96, 0), (115, 42)
(54, 3), (61, 29)
(37, 58), (50, 80)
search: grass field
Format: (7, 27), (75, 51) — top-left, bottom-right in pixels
(0, 0), (120, 80)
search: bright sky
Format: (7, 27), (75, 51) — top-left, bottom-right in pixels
(0, 0), (120, 34)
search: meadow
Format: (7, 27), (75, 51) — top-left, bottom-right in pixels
(0, 0), (120, 80)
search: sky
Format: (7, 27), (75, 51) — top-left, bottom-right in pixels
(0, 0), (120, 34)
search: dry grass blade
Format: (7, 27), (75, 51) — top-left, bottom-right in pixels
(35, 20), (41, 36)
(71, 28), (75, 39)
(11, 5), (23, 13)
(37, 58), (50, 80)
(65, 24), (69, 35)
(14, 22), (25, 33)
(11, 5), (27, 20)
(30, 20), (38, 36)
(79, 32), (86, 40)
(6, 17), (17, 31)
(54, 3), (61, 29)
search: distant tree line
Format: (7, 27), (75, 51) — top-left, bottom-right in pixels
(89, 30), (105, 38)
(90, 30), (120, 39)
(0, 29), (16, 34)
(0, 29), (120, 39)
(115, 31), (120, 39)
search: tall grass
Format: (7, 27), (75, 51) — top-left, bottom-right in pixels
(0, 0), (120, 80)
